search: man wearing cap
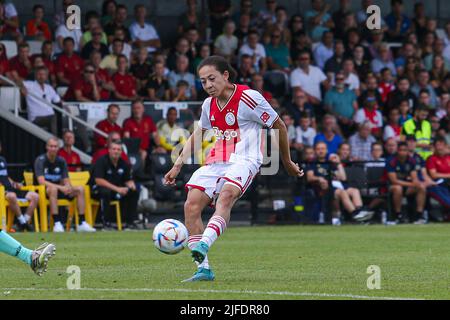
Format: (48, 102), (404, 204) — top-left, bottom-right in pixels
(401, 104), (432, 160)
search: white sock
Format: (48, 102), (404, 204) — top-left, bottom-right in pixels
(18, 215), (27, 225)
(200, 215), (227, 248)
(24, 214), (31, 222)
(187, 235), (209, 269)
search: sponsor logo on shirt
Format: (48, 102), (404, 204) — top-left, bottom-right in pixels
(213, 127), (238, 141)
(260, 112), (271, 123)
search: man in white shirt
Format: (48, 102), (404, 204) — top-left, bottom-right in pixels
(295, 112), (316, 149)
(129, 4), (160, 53)
(55, 13), (83, 52)
(19, 66), (61, 135)
(290, 50), (328, 105)
(313, 31), (334, 70)
(238, 30), (267, 74)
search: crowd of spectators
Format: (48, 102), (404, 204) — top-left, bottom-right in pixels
(1, 0), (450, 227)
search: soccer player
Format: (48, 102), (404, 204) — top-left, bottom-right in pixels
(164, 56), (303, 282)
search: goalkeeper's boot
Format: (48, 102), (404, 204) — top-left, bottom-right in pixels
(181, 267), (215, 282)
(191, 241), (209, 264)
(31, 242), (56, 276)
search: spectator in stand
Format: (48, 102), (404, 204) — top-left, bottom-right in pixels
(19, 66), (60, 135)
(81, 26), (110, 60)
(379, 68), (396, 105)
(31, 41), (57, 88)
(64, 63), (101, 102)
(146, 61), (171, 102)
(398, 98), (413, 126)
(281, 112), (297, 149)
(57, 130), (82, 172)
(108, 27), (132, 60)
(402, 104), (432, 160)
(290, 50), (328, 106)
(352, 44), (372, 84)
(54, 0), (73, 27)
(100, 38), (123, 74)
(178, 0), (204, 36)
(313, 30), (334, 70)
(394, 42), (417, 73)
(386, 77), (417, 112)
(8, 43), (33, 82)
(417, 89), (433, 110)
(342, 58), (360, 95)
(412, 2), (427, 42)
(430, 55), (449, 89)
(232, 0), (257, 30)
(263, 5), (291, 46)
(89, 140), (139, 230)
(0, 141), (38, 232)
(286, 88), (315, 127)
(238, 30), (267, 74)
(172, 80), (190, 102)
(35, 137), (96, 232)
(94, 104), (122, 151)
(358, 74), (383, 110)
(56, 37), (84, 86)
(166, 37), (194, 72)
(353, 96), (383, 139)
(368, 141), (385, 163)
(157, 107), (187, 153)
(92, 131), (129, 164)
(294, 112), (316, 153)
(123, 99), (165, 166)
(386, 142), (426, 223)
(384, 108), (402, 142)
(168, 55), (196, 101)
(290, 31), (313, 64)
(101, 0), (117, 27)
(324, 71), (357, 136)
(80, 12), (109, 50)
(129, 4), (161, 54)
(385, 137), (398, 159)
(288, 14), (305, 39)
(214, 20), (238, 64)
(313, 114), (343, 155)
(424, 38), (450, 72)
(0, 0), (21, 41)
(331, 0), (353, 39)
(0, 43), (10, 80)
(55, 14), (83, 52)
(337, 142), (352, 165)
(265, 27), (291, 72)
(324, 40), (345, 77)
(250, 73), (279, 109)
(371, 43), (397, 77)
(89, 50), (115, 101)
(236, 54), (255, 87)
(430, 113), (441, 142)
(305, 0), (334, 42)
(111, 55), (138, 101)
(235, 13), (251, 49)
(385, 0), (412, 42)
(349, 121), (376, 161)
(104, 4), (131, 44)
(130, 47), (153, 97)
(184, 27), (202, 59)
(411, 69), (438, 108)
(25, 5), (52, 41)
(427, 137), (450, 183)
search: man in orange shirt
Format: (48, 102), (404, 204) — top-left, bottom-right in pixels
(122, 99), (165, 166)
(94, 104), (122, 151)
(57, 130), (82, 172)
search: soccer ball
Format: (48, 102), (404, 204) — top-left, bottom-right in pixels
(152, 219), (189, 254)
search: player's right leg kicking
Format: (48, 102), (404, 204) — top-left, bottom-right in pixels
(182, 188), (215, 282)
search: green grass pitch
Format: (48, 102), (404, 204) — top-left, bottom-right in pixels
(0, 224), (449, 300)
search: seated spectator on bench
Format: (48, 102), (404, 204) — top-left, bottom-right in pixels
(89, 50), (115, 101)
(111, 54), (138, 101)
(353, 96), (383, 140)
(386, 141), (426, 223)
(31, 41), (57, 88)
(383, 108), (402, 142)
(313, 114), (343, 155)
(56, 37), (84, 86)
(427, 137), (450, 183)
(130, 47), (153, 97)
(34, 137), (96, 233)
(81, 26), (110, 60)
(25, 4), (52, 41)
(100, 38), (124, 75)
(0, 141), (38, 232)
(168, 54), (196, 101)
(92, 131), (129, 165)
(57, 130), (82, 172)
(349, 121), (376, 161)
(294, 112), (316, 153)
(64, 63), (101, 102)
(9, 42), (33, 82)
(146, 61), (171, 102)
(89, 140), (139, 230)
(94, 104), (122, 151)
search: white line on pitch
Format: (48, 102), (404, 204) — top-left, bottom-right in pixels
(1, 287), (423, 300)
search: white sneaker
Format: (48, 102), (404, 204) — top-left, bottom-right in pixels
(353, 210), (375, 222)
(332, 218), (341, 226)
(53, 221), (64, 233)
(77, 221), (96, 232)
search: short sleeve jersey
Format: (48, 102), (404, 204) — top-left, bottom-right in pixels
(198, 84), (279, 171)
(34, 154), (69, 184)
(89, 154), (132, 187)
(386, 155), (416, 181)
(0, 156), (14, 191)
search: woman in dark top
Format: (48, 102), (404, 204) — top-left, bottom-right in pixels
(146, 61), (171, 101)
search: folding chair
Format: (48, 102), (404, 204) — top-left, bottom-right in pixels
(66, 171), (94, 231)
(23, 172), (77, 232)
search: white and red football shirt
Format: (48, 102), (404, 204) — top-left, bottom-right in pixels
(198, 84), (279, 172)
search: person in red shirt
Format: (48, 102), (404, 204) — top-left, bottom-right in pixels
(111, 54), (138, 101)
(8, 42), (33, 81)
(90, 50), (115, 100)
(91, 131), (129, 164)
(57, 130), (82, 172)
(378, 67), (396, 103)
(427, 137), (450, 181)
(25, 4), (52, 41)
(0, 43), (10, 80)
(122, 99), (165, 166)
(56, 37), (84, 86)
(94, 104), (122, 150)
(64, 63), (101, 102)
(31, 41), (57, 87)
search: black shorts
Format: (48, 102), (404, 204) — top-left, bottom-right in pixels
(5, 189), (29, 199)
(57, 191), (75, 200)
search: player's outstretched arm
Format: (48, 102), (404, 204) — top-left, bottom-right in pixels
(164, 126), (206, 186)
(271, 118), (304, 178)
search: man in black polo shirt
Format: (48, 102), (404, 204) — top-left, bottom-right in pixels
(89, 140), (139, 230)
(34, 137), (96, 233)
(0, 141), (38, 231)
